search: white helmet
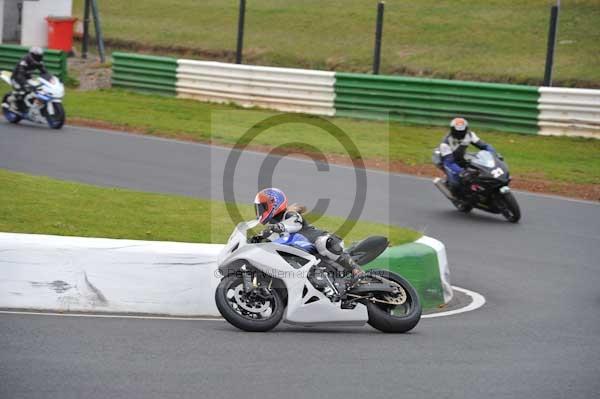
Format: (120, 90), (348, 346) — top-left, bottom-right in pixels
(450, 117), (469, 140)
(29, 47), (44, 63)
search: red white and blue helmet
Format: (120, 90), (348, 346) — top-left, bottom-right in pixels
(254, 188), (288, 225)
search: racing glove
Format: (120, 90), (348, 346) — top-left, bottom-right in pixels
(270, 223), (285, 234)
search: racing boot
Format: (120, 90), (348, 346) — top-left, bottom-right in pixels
(6, 94), (20, 113)
(447, 180), (464, 199)
(349, 268), (366, 288)
(338, 253), (366, 289)
(13, 92), (27, 113)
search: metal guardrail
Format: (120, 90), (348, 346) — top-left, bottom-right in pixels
(111, 52), (177, 95)
(176, 60), (336, 116)
(0, 44), (67, 81)
(335, 73), (540, 134)
(538, 87), (600, 139)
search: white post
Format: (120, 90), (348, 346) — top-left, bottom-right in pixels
(0, 0), (5, 44)
(21, 0), (72, 47)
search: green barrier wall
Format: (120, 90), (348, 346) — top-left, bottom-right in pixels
(363, 243), (445, 309)
(335, 73), (540, 134)
(0, 44), (67, 81)
(112, 52), (177, 95)
(110, 52), (544, 135)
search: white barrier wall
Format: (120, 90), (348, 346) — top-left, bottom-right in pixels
(176, 60), (336, 116)
(538, 87), (600, 139)
(0, 233), (223, 316)
(21, 0), (72, 47)
(0, 232), (451, 316)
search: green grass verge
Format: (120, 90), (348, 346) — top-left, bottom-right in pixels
(63, 89), (600, 185)
(0, 168), (420, 245)
(72, 0), (600, 86)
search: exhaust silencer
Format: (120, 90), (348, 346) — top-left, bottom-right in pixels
(433, 177), (456, 201)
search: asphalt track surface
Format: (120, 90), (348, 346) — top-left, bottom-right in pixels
(1, 123), (599, 399)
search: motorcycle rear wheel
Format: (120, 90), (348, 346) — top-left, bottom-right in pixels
(500, 192), (521, 223)
(451, 199), (472, 213)
(215, 275), (284, 332)
(365, 270), (422, 333)
(2, 94), (22, 124)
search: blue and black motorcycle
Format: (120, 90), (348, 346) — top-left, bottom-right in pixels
(433, 149), (521, 223)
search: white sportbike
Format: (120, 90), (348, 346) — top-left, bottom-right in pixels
(215, 220), (422, 333)
(1, 70), (65, 129)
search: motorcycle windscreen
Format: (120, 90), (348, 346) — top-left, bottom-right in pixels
(471, 151), (496, 168)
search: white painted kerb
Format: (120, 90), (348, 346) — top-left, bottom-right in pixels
(416, 235), (452, 303)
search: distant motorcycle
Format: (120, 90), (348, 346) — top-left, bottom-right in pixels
(215, 220), (422, 333)
(1, 70), (65, 129)
(432, 149), (521, 223)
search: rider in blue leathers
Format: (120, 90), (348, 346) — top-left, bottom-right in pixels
(439, 117), (496, 194)
(253, 188), (364, 282)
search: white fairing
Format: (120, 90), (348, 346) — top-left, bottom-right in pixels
(0, 71), (11, 85)
(217, 220), (368, 326)
(37, 76), (65, 100)
(2, 71), (64, 122)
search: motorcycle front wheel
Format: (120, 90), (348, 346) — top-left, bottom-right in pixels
(500, 192), (521, 223)
(215, 275), (284, 332)
(45, 102), (65, 129)
(2, 94), (22, 124)
(365, 270), (422, 333)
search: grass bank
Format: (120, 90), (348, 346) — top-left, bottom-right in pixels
(72, 0), (600, 86)
(0, 169), (420, 245)
(62, 89), (600, 189)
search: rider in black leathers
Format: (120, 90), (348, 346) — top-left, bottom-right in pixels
(10, 47), (47, 112)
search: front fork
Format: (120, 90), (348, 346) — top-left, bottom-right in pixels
(240, 264), (254, 292)
(46, 100), (56, 115)
(240, 264), (273, 299)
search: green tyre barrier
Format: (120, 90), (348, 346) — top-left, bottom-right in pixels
(112, 52), (178, 95)
(0, 44), (67, 81)
(364, 235), (451, 310)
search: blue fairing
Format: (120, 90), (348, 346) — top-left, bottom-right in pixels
(35, 93), (51, 102)
(274, 233), (316, 254)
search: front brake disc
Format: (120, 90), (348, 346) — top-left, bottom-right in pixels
(232, 284), (270, 313)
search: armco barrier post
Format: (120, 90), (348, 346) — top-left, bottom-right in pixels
(543, 5), (559, 86)
(90, 0), (106, 63)
(372, 1), (385, 75)
(236, 0), (246, 64)
(82, 0), (91, 59)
